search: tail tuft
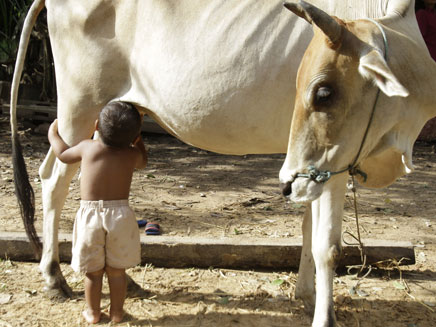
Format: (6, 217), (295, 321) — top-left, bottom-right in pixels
(12, 133), (42, 260)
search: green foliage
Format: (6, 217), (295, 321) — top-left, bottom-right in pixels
(0, 0), (56, 101)
(0, 0), (32, 64)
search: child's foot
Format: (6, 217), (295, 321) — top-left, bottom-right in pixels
(110, 309), (124, 323)
(82, 309), (101, 324)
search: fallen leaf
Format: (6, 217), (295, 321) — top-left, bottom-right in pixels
(393, 281), (406, 290)
(356, 289), (369, 297)
(217, 296), (229, 305)
(271, 279), (284, 286)
(0, 293), (12, 304)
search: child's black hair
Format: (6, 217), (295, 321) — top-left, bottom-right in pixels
(98, 102), (141, 148)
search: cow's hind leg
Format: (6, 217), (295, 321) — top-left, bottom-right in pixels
(295, 205), (315, 314)
(39, 148), (80, 299)
(38, 116), (96, 299)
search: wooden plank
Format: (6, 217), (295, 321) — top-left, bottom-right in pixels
(0, 231), (415, 269)
(1, 103), (57, 121)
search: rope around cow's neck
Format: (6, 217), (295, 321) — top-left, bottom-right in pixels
(295, 18), (388, 184)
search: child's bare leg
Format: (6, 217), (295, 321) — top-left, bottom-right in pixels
(105, 265), (127, 323)
(83, 269), (104, 324)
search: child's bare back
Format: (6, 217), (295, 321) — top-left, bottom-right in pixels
(71, 137), (145, 200)
(48, 102), (147, 201)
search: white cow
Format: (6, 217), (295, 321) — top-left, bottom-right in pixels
(10, 0), (432, 326)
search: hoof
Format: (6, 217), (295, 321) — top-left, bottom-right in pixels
(295, 293), (315, 315)
(302, 299), (315, 316)
(41, 260), (73, 300)
(126, 274), (151, 298)
(42, 286), (71, 302)
(42, 276), (73, 301)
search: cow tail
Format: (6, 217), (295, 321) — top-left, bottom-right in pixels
(10, 0), (46, 260)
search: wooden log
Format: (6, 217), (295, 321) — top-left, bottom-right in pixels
(0, 231), (415, 269)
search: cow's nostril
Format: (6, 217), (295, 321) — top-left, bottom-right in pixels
(280, 181), (292, 196)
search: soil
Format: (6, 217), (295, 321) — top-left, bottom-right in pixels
(0, 114), (435, 327)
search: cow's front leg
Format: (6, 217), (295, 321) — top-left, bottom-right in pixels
(295, 205), (315, 314)
(39, 148), (80, 299)
(311, 174), (347, 327)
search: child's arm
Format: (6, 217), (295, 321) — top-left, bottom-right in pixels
(133, 134), (148, 169)
(48, 119), (84, 164)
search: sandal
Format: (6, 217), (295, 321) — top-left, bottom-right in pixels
(137, 219), (147, 228)
(145, 222), (161, 235)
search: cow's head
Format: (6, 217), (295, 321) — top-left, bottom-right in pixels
(279, 1), (425, 203)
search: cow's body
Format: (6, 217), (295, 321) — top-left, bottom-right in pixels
(10, 1), (433, 326)
(48, 0), (306, 155)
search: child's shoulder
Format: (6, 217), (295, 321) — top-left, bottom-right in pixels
(78, 138), (98, 149)
(75, 139), (103, 157)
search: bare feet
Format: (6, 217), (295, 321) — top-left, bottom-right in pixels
(82, 309), (101, 324)
(110, 309), (124, 323)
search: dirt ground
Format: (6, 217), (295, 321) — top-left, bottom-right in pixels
(0, 114), (435, 327)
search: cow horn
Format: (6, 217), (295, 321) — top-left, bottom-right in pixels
(284, 1), (342, 46)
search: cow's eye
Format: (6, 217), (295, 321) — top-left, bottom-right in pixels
(314, 86), (334, 105)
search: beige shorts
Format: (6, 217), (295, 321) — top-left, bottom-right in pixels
(71, 200), (141, 273)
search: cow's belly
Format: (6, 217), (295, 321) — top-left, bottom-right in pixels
(121, 69), (296, 155)
(146, 99), (292, 156)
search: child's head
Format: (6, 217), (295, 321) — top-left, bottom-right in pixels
(98, 102), (141, 148)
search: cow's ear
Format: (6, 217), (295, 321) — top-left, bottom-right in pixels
(359, 50), (409, 97)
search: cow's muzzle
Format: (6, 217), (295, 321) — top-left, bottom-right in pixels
(280, 181), (293, 196)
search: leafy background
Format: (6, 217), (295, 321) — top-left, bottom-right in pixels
(0, 0), (55, 102)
